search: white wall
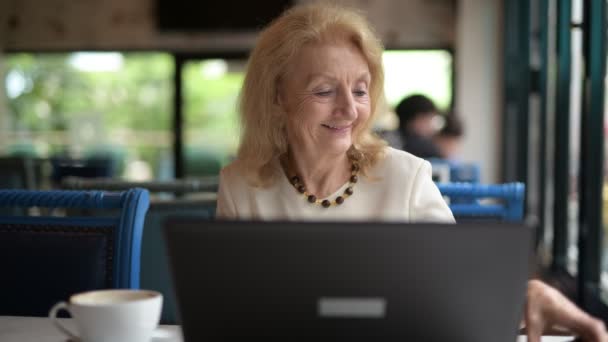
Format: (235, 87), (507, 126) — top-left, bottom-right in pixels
(455, 0), (503, 183)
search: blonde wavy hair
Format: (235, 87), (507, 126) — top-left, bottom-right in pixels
(236, 2), (387, 187)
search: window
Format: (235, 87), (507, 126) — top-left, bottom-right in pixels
(182, 58), (244, 177)
(383, 50), (453, 111)
(3, 52), (173, 180)
(3, 49), (453, 180)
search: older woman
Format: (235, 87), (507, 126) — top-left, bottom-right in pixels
(216, 3), (606, 341)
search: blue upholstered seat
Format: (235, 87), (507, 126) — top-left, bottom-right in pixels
(0, 189), (149, 316)
(437, 182), (525, 222)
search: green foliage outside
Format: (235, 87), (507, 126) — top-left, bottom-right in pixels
(5, 53), (175, 178)
(7, 53), (173, 132)
(182, 60), (243, 174)
(4, 53), (245, 178)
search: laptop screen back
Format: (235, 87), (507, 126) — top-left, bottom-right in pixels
(164, 220), (533, 342)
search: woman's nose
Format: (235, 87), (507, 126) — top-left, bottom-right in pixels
(335, 88), (356, 118)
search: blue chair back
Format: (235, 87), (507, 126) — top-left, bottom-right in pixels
(429, 158), (451, 182)
(450, 163), (481, 183)
(59, 178), (218, 324)
(437, 182), (525, 222)
(0, 189), (149, 316)
(429, 158), (481, 183)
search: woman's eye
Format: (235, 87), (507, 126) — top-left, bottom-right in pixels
(353, 90), (367, 97)
(315, 91), (333, 97)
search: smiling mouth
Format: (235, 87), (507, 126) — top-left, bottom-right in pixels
(322, 124), (352, 131)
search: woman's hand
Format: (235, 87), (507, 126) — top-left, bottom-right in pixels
(525, 279), (608, 342)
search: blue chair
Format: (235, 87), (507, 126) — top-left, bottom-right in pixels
(450, 163), (481, 183)
(437, 182), (525, 222)
(429, 158), (481, 183)
(60, 178), (218, 323)
(0, 189), (150, 316)
(429, 159), (451, 182)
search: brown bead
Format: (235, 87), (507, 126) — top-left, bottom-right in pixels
(350, 175), (358, 183)
(345, 187), (354, 195)
(307, 195), (317, 203)
(335, 196), (344, 204)
(321, 199), (331, 208)
(297, 185), (306, 193)
(291, 176), (300, 185)
(351, 164), (359, 171)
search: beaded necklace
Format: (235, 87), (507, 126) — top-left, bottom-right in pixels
(284, 159), (360, 208)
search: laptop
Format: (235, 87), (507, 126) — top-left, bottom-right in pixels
(163, 220), (533, 342)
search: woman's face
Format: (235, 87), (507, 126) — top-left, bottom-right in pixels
(279, 41), (371, 157)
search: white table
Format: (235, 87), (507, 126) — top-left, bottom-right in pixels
(0, 316), (574, 342)
(0, 316), (182, 342)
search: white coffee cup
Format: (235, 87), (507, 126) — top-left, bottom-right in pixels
(49, 289), (163, 342)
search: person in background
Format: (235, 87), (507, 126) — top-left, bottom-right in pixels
(434, 113), (464, 159)
(216, 3), (607, 341)
(395, 94), (442, 159)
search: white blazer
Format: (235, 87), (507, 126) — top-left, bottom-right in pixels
(216, 147), (455, 223)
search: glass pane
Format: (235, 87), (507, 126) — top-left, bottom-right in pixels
(182, 59), (245, 177)
(3, 52), (173, 180)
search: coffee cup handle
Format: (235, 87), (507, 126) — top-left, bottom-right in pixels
(49, 301), (80, 340)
